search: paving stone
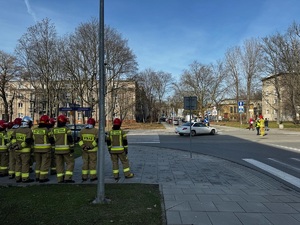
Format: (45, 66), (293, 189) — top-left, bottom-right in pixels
(238, 202), (271, 213)
(207, 212), (243, 225)
(180, 211), (212, 225)
(264, 202), (299, 213)
(235, 213), (272, 225)
(189, 201), (218, 212)
(213, 201), (245, 212)
(263, 213), (300, 225)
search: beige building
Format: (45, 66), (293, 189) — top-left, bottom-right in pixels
(261, 73), (299, 122)
(0, 80), (145, 125)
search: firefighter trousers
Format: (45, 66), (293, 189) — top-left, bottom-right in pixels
(0, 151), (9, 176)
(82, 150), (97, 180)
(110, 152), (131, 178)
(55, 153), (75, 182)
(34, 151), (51, 180)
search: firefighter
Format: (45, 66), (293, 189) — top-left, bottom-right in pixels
(7, 118), (22, 179)
(0, 120), (8, 177)
(49, 114), (75, 183)
(32, 115), (52, 183)
(259, 115), (265, 136)
(78, 118), (98, 182)
(106, 118), (134, 181)
(49, 117), (57, 175)
(11, 116), (34, 183)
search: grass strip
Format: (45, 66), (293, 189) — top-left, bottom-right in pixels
(0, 183), (164, 225)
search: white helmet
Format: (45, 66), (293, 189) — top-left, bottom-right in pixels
(21, 116), (33, 128)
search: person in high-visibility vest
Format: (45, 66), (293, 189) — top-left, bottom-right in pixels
(259, 115), (265, 136)
(32, 115), (52, 183)
(78, 118), (98, 182)
(49, 114), (75, 183)
(0, 120), (8, 177)
(106, 118), (134, 181)
(7, 118), (22, 179)
(11, 116), (34, 183)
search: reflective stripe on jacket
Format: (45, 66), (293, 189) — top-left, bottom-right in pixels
(108, 130), (127, 153)
(0, 132), (7, 151)
(32, 127), (52, 152)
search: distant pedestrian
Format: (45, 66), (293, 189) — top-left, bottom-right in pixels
(255, 119), (260, 135)
(264, 118), (269, 131)
(78, 118), (98, 182)
(106, 118), (134, 181)
(259, 115), (265, 136)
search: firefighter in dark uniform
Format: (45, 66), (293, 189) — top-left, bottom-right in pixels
(78, 118), (98, 182)
(32, 115), (52, 183)
(49, 117), (57, 175)
(0, 120), (8, 177)
(106, 118), (134, 181)
(11, 116), (34, 183)
(7, 118), (22, 179)
(49, 114), (75, 183)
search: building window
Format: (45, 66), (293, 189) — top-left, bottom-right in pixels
(18, 102), (23, 108)
(230, 107), (233, 113)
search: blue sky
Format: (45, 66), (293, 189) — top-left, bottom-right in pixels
(1, 0), (300, 79)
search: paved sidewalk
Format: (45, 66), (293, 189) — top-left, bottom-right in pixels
(1, 126), (300, 224)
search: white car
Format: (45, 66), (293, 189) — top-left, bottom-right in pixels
(175, 122), (217, 136)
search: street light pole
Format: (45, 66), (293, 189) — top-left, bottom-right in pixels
(94, 0), (109, 204)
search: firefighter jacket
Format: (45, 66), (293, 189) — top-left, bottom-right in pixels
(11, 127), (33, 153)
(106, 129), (128, 154)
(6, 128), (14, 148)
(255, 120), (260, 128)
(32, 127), (52, 153)
(78, 127), (98, 152)
(51, 126), (74, 154)
(0, 130), (7, 152)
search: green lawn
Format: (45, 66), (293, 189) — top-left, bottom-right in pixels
(0, 183), (164, 225)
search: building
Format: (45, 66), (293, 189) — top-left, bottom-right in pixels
(262, 73), (300, 122)
(0, 80), (147, 125)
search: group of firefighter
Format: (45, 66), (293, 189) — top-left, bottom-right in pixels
(0, 115), (134, 183)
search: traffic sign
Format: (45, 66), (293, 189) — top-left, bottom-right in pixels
(59, 107), (73, 111)
(184, 96), (197, 110)
(238, 101), (244, 106)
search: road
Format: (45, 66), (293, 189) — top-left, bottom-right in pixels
(127, 124), (300, 191)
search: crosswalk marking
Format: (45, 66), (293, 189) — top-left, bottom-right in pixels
(243, 158), (300, 189)
(291, 158), (300, 162)
(268, 158), (300, 172)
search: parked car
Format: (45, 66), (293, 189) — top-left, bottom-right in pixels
(175, 122), (217, 136)
(66, 124), (86, 142)
(173, 119), (179, 125)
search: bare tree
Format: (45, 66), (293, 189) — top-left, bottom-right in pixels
(179, 61), (215, 117)
(15, 18), (62, 119)
(0, 50), (21, 121)
(240, 38), (264, 120)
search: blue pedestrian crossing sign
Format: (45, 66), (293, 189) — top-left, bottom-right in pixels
(238, 101), (244, 113)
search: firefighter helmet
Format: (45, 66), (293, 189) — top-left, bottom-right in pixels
(0, 120), (7, 129)
(6, 122), (14, 129)
(87, 118), (96, 126)
(57, 115), (68, 124)
(14, 117), (22, 126)
(40, 115), (50, 124)
(49, 118), (56, 125)
(113, 118), (122, 126)
(21, 116), (33, 128)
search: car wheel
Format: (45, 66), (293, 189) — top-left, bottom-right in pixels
(191, 130), (196, 136)
(179, 133), (184, 136)
(210, 129), (215, 135)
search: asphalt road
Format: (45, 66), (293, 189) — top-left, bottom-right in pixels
(128, 124), (300, 191)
